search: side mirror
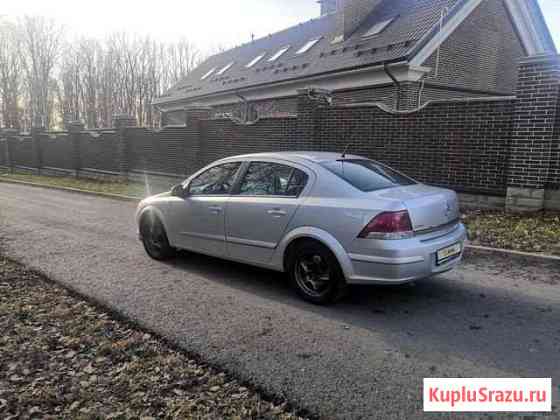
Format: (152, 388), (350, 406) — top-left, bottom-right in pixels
(171, 184), (186, 197)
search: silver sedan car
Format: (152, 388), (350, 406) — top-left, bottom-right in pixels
(136, 152), (467, 304)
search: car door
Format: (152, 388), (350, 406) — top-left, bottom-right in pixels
(167, 162), (242, 257)
(225, 161), (309, 265)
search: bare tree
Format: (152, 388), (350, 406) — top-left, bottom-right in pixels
(0, 19), (23, 129)
(1, 15), (202, 130)
(19, 16), (64, 129)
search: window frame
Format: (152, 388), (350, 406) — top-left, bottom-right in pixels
(231, 161), (310, 198)
(362, 16), (397, 38)
(186, 161), (243, 197)
(267, 46), (290, 62)
(296, 37), (322, 55)
(201, 67), (217, 80)
(217, 61), (235, 75)
(245, 53), (266, 68)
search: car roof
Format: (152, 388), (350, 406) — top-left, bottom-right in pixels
(222, 151), (365, 165)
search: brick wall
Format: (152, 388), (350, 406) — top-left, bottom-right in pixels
(550, 88), (560, 189)
(1, 54), (559, 211)
(316, 98), (515, 195)
(128, 126), (199, 175)
(508, 55), (560, 190)
(423, 0), (526, 96)
(0, 139), (7, 167)
(212, 97), (297, 119)
(333, 84), (397, 107)
(39, 134), (75, 170)
(80, 131), (120, 173)
(203, 116), (298, 168)
(9, 136), (34, 168)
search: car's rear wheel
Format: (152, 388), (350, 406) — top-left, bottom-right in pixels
(140, 214), (176, 260)
(289, 241), (347, 305)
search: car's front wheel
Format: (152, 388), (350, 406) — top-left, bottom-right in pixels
(140, 214), (176, 261)
(289, 241), (347, 305)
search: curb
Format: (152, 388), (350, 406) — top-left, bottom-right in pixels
(0, 177), (141, 202)
(466, 244), (560, 262)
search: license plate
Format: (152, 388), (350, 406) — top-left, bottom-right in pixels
(436, 243), (462, 265)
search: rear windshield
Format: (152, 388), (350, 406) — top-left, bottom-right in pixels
(320, 159), (417, 192)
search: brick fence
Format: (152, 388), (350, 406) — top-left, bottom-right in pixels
(1, 54), (559, 211)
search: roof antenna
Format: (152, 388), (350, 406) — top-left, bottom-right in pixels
(341, 143), (351, 159)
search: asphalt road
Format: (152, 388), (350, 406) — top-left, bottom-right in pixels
(1, 182), (559, 419)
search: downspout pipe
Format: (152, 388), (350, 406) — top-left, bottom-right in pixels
(235, 91), (250, 122)
(383, 62), (401, 111)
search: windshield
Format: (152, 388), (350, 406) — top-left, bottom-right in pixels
(320, 159), (417, 192)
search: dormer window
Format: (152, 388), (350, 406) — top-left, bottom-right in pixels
(246, 53), (266, 68)
(201, 67), (216, 80)
(268, 46), (290, 62)
(217, 62), (234, 75)
(362, 16), (397, 38)
(296, 37), (322, 55)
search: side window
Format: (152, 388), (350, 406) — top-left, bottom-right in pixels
(188, 162), (241, 195)
(239, 162), (308, 197)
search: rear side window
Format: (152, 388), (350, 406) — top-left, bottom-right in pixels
(320, 159), (416, 192)
(239, 162), (308, 197)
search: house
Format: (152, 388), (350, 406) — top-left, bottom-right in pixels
(154, 0), (555, 124)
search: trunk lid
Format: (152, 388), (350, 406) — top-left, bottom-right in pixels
(371, 184), (460, 232)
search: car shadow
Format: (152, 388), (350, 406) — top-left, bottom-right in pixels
(163, 250), (560, 379)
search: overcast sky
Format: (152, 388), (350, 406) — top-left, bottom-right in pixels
(1, 0), (559, 52)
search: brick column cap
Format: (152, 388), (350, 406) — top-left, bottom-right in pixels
(66, 121), (85, 132)
(112, 114), (138, 129)
(1, 128), (19, 135)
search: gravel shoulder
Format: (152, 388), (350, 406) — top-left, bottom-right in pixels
(0, 255), (306, 420)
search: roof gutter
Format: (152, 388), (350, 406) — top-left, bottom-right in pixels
(154, 59), (414, 108)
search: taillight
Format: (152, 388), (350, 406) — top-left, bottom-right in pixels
(358, 210), (414, 240)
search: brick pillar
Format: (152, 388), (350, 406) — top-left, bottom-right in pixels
(3, 129), (17, 173)
(185, 105), (211, 172)
(506, 54), (560, 212)
(31, 125), (45, 173)
(67, 121), (84, 176)
(113, 114), (137, 176)
(296, 88), (329, 150)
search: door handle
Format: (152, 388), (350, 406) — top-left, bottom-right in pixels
(267, 209), (287, 217)
(208, 206), (223, 213)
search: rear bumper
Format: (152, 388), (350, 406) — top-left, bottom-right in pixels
(346, 223), (467, 285)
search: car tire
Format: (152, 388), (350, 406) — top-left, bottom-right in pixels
(289, 240), (347, 305)
(140, 214), (176, 261)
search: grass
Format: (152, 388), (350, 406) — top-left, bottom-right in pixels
(463, 210), (560, 255)
(0, 172), (150, 198)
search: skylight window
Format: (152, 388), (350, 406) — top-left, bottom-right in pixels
(331, 34), (344, 45)
(217, 61), (234, 75)
(362, 17), (396, 38)
(246, 53), (266, 68)
(201, 67), (216, 80)
(268, 46), (290, 62)
(296, 37), (322, 55)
